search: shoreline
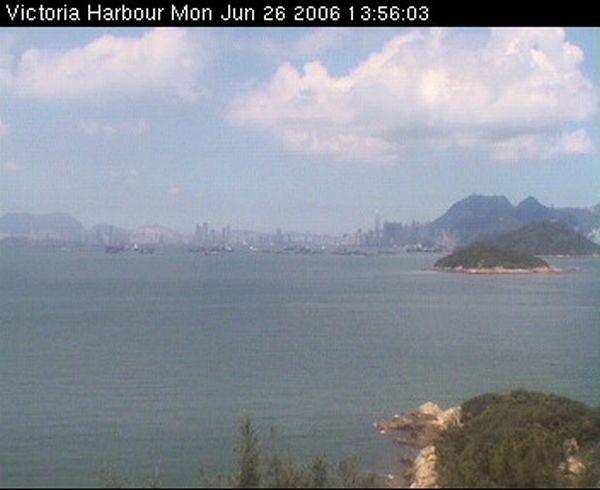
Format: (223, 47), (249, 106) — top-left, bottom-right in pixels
(432, 265), (565, 274)
(374, 402), (462, 488)
(376, 392), (599, 488)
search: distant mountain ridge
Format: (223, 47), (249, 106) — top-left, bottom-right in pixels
(0, 212), (84, 235)
(430, 194), (598, 246)
(1, 195), (598, 248)
(0, 213), (185, 246)
(0, 212), (85, 242)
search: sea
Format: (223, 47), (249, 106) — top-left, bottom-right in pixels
(0, 246), (598, 487)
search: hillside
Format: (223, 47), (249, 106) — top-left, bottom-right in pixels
(0, 212), (84, 234)
(0, 213), (190, 246)
(0, 212), (84, 242)
(493, 221), (600, 256)
(434, 241), (551, 272)
(430, 195), (517, 245)
(429, 195), (597, 247)
(436, 390), (600, 488)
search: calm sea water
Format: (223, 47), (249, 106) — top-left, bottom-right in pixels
(0, 247), (598, 487)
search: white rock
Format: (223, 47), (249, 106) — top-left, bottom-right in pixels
(410, 445), (439, 488)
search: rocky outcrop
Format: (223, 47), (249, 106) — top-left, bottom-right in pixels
(375, 403), (461, 488)
(407, 445), (439, 488)
(375, 402), (461, 447)
(558, 437), (588, 484)
(379, 393), (598, 488)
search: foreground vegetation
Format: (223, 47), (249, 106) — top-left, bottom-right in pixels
(436, 390), (600, 488)
(100, 391), (599, 488)
(100, 417), (383, 488)
(230, 417), (383, 488)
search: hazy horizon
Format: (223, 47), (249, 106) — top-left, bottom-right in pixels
(1, 191), (597, 238)
(1, 27), (597, 235)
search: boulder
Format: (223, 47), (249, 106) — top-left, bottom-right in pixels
(375, 403), (461, 447)
(376, 402), (461, 488)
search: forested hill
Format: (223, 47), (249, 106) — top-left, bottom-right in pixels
(429, 195), (598, 246)
(434, 242), (550, 271)
(493, 221), (600, 256)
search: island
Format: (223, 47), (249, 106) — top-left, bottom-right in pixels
(433, 241), (561, 274)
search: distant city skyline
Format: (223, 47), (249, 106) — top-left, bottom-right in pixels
(2, 192), (596, 252)
(1, 28), (597, 235)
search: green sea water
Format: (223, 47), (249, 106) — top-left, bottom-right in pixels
(0, 247), (597, 487)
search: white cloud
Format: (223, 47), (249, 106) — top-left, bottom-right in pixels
(229, 28), (597, 163)
(13, 28), (199, 102)
(492, 129), (595, 162)
(80, 118), (150, 137)
(557, 128), (595, 155)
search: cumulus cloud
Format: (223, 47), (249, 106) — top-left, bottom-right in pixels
(12, 28), (199, 102)
(228, 28), (597, 163)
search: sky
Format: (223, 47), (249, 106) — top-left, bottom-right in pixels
(0, 27), (598, 235)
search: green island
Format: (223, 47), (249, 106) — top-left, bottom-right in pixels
(101, 390), (598, 488)
(433, 220), (599, 274)
(433, 242), (556, 273)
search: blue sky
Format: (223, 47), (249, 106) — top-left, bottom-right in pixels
(0, 27), (597, 235)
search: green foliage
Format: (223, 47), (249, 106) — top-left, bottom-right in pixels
(99, 392), (599, 488)
(235, 416), (262, 488)
(460, 392), (504, 423)
(436, 390), (600, 488)
(434, 242), (550, 270)
(98, 466), (162, 489)
(99, 418), (382, 488)
(493, 221), (600, 256)
(232, 418), (383, 488)
(99, 468), (131, 488)
(310, 454), (329, 488)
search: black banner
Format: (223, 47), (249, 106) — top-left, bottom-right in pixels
(0, 0), (593, 27)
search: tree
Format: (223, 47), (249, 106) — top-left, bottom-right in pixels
(235, 417), (261, 488)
